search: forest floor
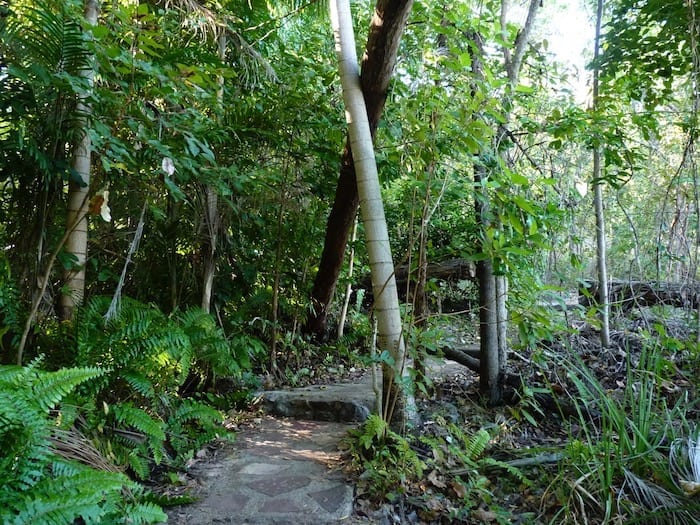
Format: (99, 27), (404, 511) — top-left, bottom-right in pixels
(160, 306), (699, 524)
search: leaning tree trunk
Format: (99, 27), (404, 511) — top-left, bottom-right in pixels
(306, 0), (414, 339)
(592, 0), (611, 347)
(58, 0), (98, 322)
(330, 0), (412, 428)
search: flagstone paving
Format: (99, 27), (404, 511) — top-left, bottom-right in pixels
(165, 361), (459, 524)
(165, 416), (360, 525)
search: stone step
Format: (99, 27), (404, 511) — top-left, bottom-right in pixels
(260, 378), (376, 423)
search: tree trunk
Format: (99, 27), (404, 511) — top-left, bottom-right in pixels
(472, 0), (540, 404)
(496, 275), (508, 368)
(330, 0), (413, 428)
(306, 0), (414, 339)
(201, 33), (226, 314)
(58, 0), (98, 322)
(201, 183), (218, 313)
(592, 0), (611, 347)
(337, 217), (358, 338)
(474, 161), (500, 403)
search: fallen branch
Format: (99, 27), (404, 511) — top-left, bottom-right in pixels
(439, 346), (480, 373)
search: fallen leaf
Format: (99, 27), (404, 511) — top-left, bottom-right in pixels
(451, 480), (467, 499)
(428, 469), (446, 488)
(473, 507), (498, 522)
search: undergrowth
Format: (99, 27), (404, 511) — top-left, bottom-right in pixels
(0, 360), (166, 524)
(1, 295), (261, 523)
(345, 414), (529, 523)
(70, 296), (256, 478)
(548, 334), (700, 524)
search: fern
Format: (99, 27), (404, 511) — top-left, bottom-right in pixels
(170, 398), (222, 425)
(112, 403), (166, 442)
(31, 366), (105, 412)
(176, 306), (255, 378)
(481, 457), (532, 487)
(166, 399), (224, 459)
(0, 364), (166, 524)
(109, 402), (167, 476)
(120, 502), (169, 525)
(77, 296), (192, 399)
(72, 298), (246, 476)
(122, 371), (156, 400)
(461, 427), (490, 461)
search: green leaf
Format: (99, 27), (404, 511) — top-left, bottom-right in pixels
(510, 171), (529, 186)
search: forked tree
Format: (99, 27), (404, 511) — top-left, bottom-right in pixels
(330, 0), (413, 426)
(306, 0), (414, 339)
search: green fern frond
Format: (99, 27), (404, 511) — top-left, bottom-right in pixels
(122, 371), (156, 400)
(119, 502), (168, 525)
(112, 403), (165, 442)
(78, 296), (193, 396)
(462, 428), (490, 461)
(13, 466), (133, 525)
(365, 413), (389, 441)
(170, 398), (223, 425)
(0, 362), (165, 524)
(30, 366), (104, 412)
(176, 306), (250, 377)
(481, 457), (532, 486)
(126, 450), (150, 480)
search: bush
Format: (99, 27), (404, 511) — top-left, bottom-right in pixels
(72, 296), (254, 477)
(0, 360), (166, 524)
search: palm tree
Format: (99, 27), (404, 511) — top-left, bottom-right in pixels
(59, 0), (99, 322)
(1, 0), (98, 360)
(330, 0), (413, 426)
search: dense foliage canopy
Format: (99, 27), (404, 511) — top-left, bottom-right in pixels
(1, 0), (699, 522)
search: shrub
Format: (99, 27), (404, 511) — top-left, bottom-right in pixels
(0, 360), (166, 524)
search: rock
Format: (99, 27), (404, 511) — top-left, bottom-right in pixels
(261, 381), (376, 423)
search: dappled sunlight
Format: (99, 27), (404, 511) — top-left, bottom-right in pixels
(237, 416), (351, 467)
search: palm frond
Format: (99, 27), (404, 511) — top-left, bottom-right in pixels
(163, 0), (222, 37)
(670, 431), (700, 496)
(4, 3), (91, 77)
(620, 468), (696, 525)
(228, 29), (278, 86)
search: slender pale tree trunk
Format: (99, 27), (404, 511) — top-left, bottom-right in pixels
(337, 217), (358, 339)
(331, 0), (412, 427)
(472, 0), (540, 404)
(58, 0), (98, 322)
(688, 0), (700, 345)
(306, 0), (414, 339)
(201, 33), (226, 313)
(592, 0), (611, 347)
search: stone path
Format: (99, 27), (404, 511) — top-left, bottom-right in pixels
(165, 411), (364, 524)
(165, 361), (458, 524)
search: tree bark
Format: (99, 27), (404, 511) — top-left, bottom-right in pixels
(201, 33), (226, 314)
(58, 0), (98, 322)
(592, 0), (611, 347)
(330, 0), (413, 428)
(474, 162), (501, 403)
(337, 217), (358, 338)
(306, 0), (414, 339)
